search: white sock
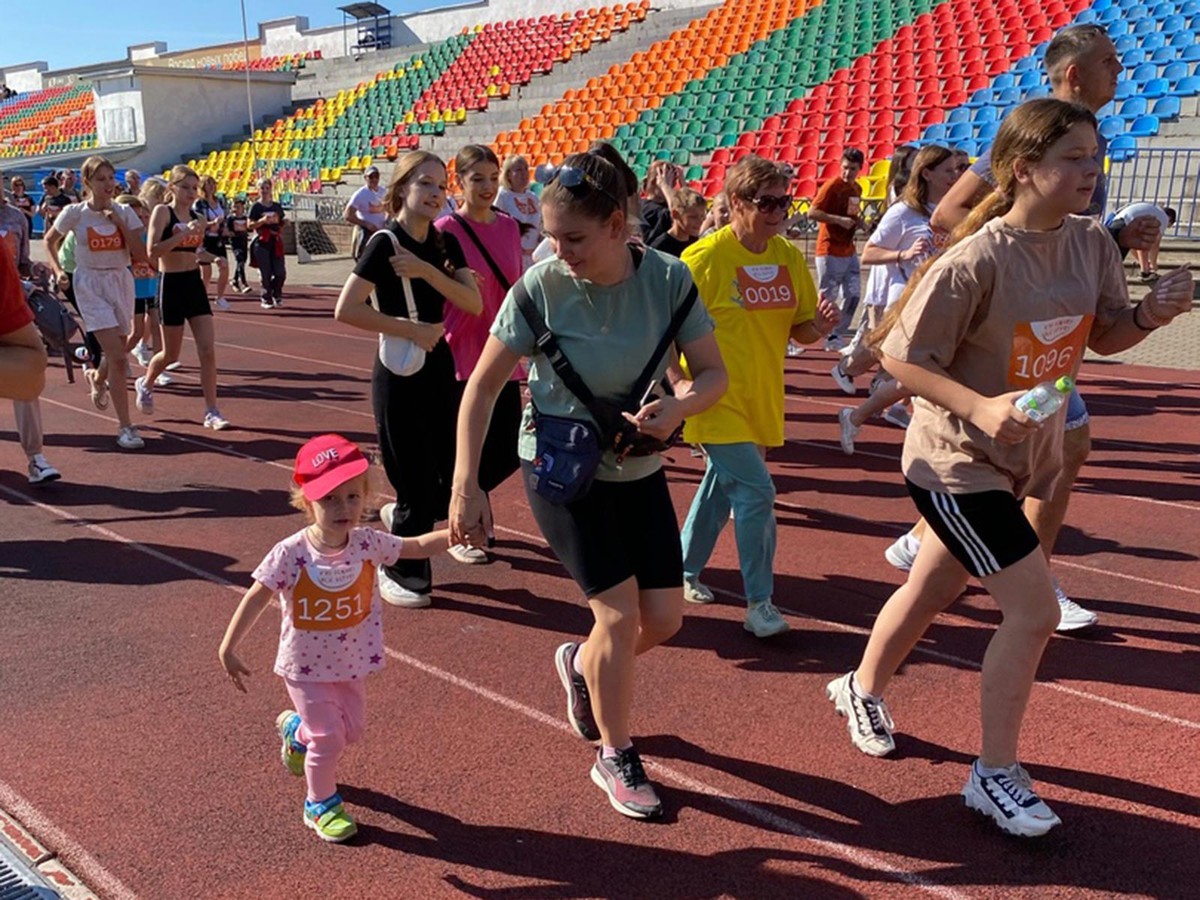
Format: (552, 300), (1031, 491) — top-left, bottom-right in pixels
(572, 644), (585, 677)
(975, 760), (1017, 778)
(850, 672), (881, 703)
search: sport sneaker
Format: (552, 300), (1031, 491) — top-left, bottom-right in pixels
(377, 566), (431, 608)
(133, 343), (154, 367)
(165, 361), (182, 372)
(275, 710), (306, 777)
(838, 407), (860, 455)
(448, 543), (488, 564)
(272, 297), (284, 308)
(260, 298), (274, 309)
(155, 373), (173, 387)
(831, 363), (857, 396)
(554, 642), (600, 741)
(882, 404), (912, 429)
(214, 296), (231, 311)
(590, 747), (662, 819)
(683, 577), (715, 604)
(27, 454), (61, 485)
(1053, 580), (1098, 632)
(826, 672), (896, 757)
(824, 334), (847, 352)
(203, 409), (230, 431)
(744, 600), (790, 638)
(85, 367), (109, 411)
(116, 425), (145, 450)
(785, 340), (805, 358)
(134, 376), (154, 413)
(303, 793), (358, 843)
(885, 532), (920, 572)
(74, 346), (90, 362)
(962, 760), (1062, 837)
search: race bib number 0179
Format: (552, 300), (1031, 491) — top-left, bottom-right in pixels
(735, 265), (795, 311)
(1007, 314), (1092, 389)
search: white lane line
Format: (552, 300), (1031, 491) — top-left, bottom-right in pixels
(205, 339), (373, 373)
(214, 313), (376, 343)
(0, 485), (962, 898)
(0, 782), (139, 900)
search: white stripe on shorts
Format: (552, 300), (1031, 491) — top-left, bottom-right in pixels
(930, 491), (1001, 577)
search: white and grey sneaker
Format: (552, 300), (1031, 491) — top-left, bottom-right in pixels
(963, 760), (1062, 837)
(214, 296), (231, 311)
(885, 532), (921, 572)
(785, 340), (805, 357)
(203, 409), (230, 431)
(831, 363), (857, 395)
(1053, 579), (1098, 632)
(134, 376), (154, 414)
(683, 577), (715, 604)
(838, 407), (859, 455)
(448, 543), (488, 564)
(744, 600), (790, 638)
(882, 403), (912, 429)
(116, 425), (145, 450)
(826, 672), (896, 757)
(27, 454), (61, 485)
(377, 566), (431, 608)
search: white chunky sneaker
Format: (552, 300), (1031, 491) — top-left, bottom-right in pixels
(962, 760), (1062, 837)
(683, 577), (715, 604)
(203, 409), (231, 431)
(830, 363), (857, 396)
(1053, 579), (1098, 632)
(448, 543), (488, 564)
(377, 566), (431, 608)
(826, 672), (896, 757)
(116, 426), (145, 450)
(838, 407), (859, 455)
(27, 454), (61, 485)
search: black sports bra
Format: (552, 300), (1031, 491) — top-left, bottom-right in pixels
(163, 207), (204, 253)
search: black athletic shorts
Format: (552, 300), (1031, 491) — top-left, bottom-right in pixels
(203, 235), (228, 258)
(159, 269), (211, 327)
(906, 479), (1040, 579)
(523, 461), (683, 598)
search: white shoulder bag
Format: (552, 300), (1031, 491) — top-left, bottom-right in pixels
(373, 229), (426, 377)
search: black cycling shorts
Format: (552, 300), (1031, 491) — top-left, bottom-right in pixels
(159, 269), (211, 327)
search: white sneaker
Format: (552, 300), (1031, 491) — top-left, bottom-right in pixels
(155, 373), (173, 387)
(116, 425), (145, 450)
(838, 407), (859, 455)
(882, 404), (912, 429)
(826, 672), (896, 757)
(962, 760), (1062, 837)
(448, 543), (488, 564)
(683, 577), (715, 604)
(203, 409), (230, 431)
(379, 501), (395, 530)
(133, 343), (154, 367)
(824, 334), (847, 352)
(785, 340), (805, 357)
(134, 376), (154, 413)
(744, 600), (790, 638)
(214, 296), (231, 311)
(377, 566), (430, 608)
(74, 346), (90, 362)
(831, 363), (857, 395)
(165, 361), (182, 372)
(260, 298), (274, 309)
(1054, 580), (1098, 632)
(28, 454), (61, 485)
(885, 532), (920, 571)
(272, 297), (284, 308)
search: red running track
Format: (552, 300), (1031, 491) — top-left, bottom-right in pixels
(1, 288), (1197, 899)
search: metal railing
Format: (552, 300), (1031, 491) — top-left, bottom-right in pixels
(1106, 147), (1200, 240)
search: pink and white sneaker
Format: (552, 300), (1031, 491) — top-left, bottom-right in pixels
(590, 747), (662, 819)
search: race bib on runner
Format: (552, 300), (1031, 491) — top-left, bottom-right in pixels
(131, 261), (155, 279)
(290, 561), (374, 632)
(86, 225), (125, 252)
(735, 264), (796, 311)
(1007, 314), (1093, 389)
(174, 224), (203, 248)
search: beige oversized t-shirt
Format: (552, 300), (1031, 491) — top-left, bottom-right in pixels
(881, 216), (1129, 500)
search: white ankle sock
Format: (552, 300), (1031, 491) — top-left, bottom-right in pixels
(572, 644), (585, 677)
(850, 672), (881, 703)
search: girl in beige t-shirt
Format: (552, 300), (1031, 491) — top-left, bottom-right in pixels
(826, 99), (1194, 838)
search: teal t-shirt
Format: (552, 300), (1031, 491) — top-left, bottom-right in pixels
(491, 247), (714, 482)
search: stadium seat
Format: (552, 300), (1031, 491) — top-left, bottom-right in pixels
(1108, 133), (1137, 161)
(1152, 95), (1181, 120)
(1127, 114), (1160, 137)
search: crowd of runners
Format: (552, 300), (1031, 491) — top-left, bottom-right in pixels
(3, 22), (1193, 848)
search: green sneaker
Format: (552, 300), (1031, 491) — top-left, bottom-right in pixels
(275, 710), (306, 777)
(744, 600), (790, 638)
(304, 793), (358, 843)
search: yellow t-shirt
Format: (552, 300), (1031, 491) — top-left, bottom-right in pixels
(681, 227), (817, 447)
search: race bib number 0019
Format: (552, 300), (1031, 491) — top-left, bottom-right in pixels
(735, 264), (796, 311)
(1008, 314), (1092, 389)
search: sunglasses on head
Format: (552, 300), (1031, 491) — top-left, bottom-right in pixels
(551, 165), (622, 209)
(745, 193), (793, 214)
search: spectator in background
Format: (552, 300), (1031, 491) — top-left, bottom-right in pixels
(59, 169), (80, 203)
(639, 160), (682, 245)
(194, 176), (231, 310)
(38, 175), (71, 233)
(249, 178), (287, 309)
(884, 144), (917, 205)
(1109, 202), (1176, 281)
(226, 198), (252, 293)
(0, 174), (32, 276)
(344, 164), (387, 260)
(495, 154), (542, 271)
(123, 170), (141, 195)
(9, 176), (36, 231)
(700, 191), (731, 237)
(649, 187), (707, 258)
(808, 147), (864, 350)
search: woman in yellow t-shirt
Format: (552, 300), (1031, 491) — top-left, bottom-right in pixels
(678, 156), (838, 638)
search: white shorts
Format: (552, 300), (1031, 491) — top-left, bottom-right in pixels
(74, 267), (135, 335)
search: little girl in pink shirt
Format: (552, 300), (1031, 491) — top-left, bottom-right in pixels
(219, 434), (447, 842)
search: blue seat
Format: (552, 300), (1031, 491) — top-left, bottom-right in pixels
(1099, 115), (1126, 140)
(1121, 48), (1146, 67)
(1014, 55), (1040, 72)
(1075, 8), (1098, 23)
(1128, 114), (1160, 137)
(1127, 3), (1151, 18)
(1162, 14), (1187, 33)
(1133, 17), (1158, 35)
(1016, 70), (1042, 89)
(1151, 47), (1176, 64)
(1171, 74), (1200, 96)
(955, 139), (979, 157)
(1153, 96), (1182, 120)
(1099, 6), (1123, 24)
(948, 106), (972, 124)
(1182, 0), (1200, 14)
(1151, 1), (1175, 17)
(977, 121), (1000, 143)
(1114, 34), (1139, 53)
(1132, 63), (1159, 82)
(1025, 84), (1053, 99)
(993, 72), (1015, 90)
(997, 87), (1023, 105)
(965, 88), (992, 109)
(947, 122), (973, 142)
(1143, 77), (1170, 98)
(1183, 44), (1200, 62)
(1108, 134), (1137, 162)
(1097, 101), (1117, 118)
(1115, 80), (1140, 100)
(1163, 61), (1191, 84)
(1169, 28), (1198, 48)
(924, 123), (948, 142)
(1093, 0), (1114, 10)
(1120, 97), (1148, 117)
(972, 106), (998, 123)
(1141, 32), (1166, 51)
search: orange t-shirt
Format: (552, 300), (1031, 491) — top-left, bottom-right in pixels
(812, 177), (862, 258)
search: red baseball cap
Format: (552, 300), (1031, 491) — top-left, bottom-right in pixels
(293, 434), (369, 501)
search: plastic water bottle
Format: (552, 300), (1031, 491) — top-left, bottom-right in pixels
(1014, 376), (1074, 423)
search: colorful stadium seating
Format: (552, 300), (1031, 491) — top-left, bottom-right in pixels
(0, 83), (96, 160)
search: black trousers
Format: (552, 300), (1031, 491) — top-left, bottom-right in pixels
(253, 241), (286, 301)
(456, 378), (522, 494)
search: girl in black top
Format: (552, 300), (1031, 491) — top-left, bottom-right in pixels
(193, 176), (230, 310)
(334, 151), (482, 607)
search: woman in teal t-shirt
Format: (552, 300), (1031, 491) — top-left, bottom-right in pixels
(450, 147), (727, 821)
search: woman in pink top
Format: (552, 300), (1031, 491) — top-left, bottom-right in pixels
(436, 145), (524, 562)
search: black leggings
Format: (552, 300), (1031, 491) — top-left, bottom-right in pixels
(456, 379), (522, 494)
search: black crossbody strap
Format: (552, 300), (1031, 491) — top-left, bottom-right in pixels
(452, 212), (513, 292)
(626, 282), (698, 410)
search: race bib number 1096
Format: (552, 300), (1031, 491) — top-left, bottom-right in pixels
(1007, 314), (1092, 389)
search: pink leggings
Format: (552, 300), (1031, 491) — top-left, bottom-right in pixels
(285, 678), (367, 802)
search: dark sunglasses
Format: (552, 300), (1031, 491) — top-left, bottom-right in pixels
(745, 193), (793, 214)
(552, 165), (622, 209)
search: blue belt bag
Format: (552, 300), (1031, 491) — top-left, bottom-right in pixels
(528, 411), (604, 505)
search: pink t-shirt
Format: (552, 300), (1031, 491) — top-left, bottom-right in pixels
(436, 211), (524, 381)
(252, 526), (405, 682)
